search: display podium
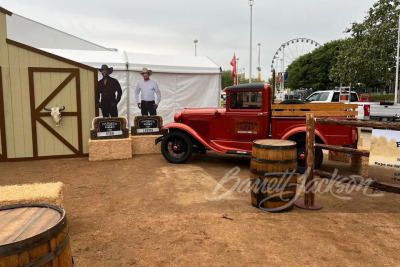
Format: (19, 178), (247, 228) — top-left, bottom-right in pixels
(88, 117), (132, 161)
(131, 116), (163, 155)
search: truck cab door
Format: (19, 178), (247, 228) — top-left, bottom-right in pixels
(214, 91), (269, 151)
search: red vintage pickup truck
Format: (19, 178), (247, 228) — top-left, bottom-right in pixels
(156, 83), (357, 171)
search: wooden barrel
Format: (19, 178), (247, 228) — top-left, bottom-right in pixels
(250, 139), (298, 212)
(250, 139), (297, 177)
(0, 204), (73, 267)
(250, 177), (298, 212)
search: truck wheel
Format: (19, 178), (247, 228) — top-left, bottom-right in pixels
(161, 131), (193, 164)
(295, 141), (323, 173)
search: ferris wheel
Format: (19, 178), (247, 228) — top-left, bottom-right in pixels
(271, 38), (321, 73)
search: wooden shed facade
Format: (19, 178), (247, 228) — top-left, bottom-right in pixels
(0, 7), (98, 161)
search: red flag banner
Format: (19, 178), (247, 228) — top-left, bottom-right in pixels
(230, 54), (237, 85)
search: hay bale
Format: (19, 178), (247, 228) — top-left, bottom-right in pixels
(358, 135), (364, 147)
(89, 138), (132, 161)
(329, 151), (351, 163)
(357, 128), (363, 147)
(0, 182), (64, 207)
(131, 134), (161, 155)
(355, 145), (370, 166)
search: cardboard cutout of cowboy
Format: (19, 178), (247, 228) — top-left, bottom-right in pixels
(132, 67), (163, 135)
(135, 67), (161, 116)
(95, 64), (123, 117)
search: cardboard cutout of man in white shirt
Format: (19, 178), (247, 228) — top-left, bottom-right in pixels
(135, 68), (161, 116)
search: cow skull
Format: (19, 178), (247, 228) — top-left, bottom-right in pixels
(44, 106), (65, 126)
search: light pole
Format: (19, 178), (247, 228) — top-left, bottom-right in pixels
(249, 0), (254, 83)
(280, 58), (284, 90)
(395, 6), (400, 103)
(257, 43), (261, 81)
(236, 57), (240, 84)
(194, 39), (198, 56)
(275, 56), (279, 91)
(282, 45), (285, 90)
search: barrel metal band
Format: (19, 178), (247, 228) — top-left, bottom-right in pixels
(22, 235), (71, 267)
(250, 178), (297, 205)
(0, 203), (66, 258)
(251, 157), (297, 165)
(252, 142), (296, 150)
(250, 169), (299, 179)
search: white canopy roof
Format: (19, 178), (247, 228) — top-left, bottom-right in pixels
(7, 14), (111, 51)
(42, 49), (221, 74)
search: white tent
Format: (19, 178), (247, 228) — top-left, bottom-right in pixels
(43, 49), (222, 126)
(7, 14), (112, 51)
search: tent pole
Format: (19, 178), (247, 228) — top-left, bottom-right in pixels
(123, 51), (131, 127)
(219, 70), (222, 107)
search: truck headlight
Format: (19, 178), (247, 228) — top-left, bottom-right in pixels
(174, 113), (182, 122)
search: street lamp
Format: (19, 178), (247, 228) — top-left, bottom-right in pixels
(194, 39), (198, 56)
(249, 0), (254, 83)
(257, 43), (261, 81)
(280, 58), (284, 90)
(282, 44), (285, 89)
(395, 6), (400, 103)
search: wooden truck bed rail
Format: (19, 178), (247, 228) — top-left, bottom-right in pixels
(272, 103), (358, 117)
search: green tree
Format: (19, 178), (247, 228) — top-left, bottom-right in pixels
(221, 70), (264, 88)
(331, 0), (400, 91)
(286, 40), (344, 90)
(221, 70), (234, 89)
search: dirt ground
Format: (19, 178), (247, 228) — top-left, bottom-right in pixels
(1, 131), (400, 266)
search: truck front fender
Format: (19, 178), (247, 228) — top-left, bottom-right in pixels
(161, 123), (226, 153)
(281, 126), (328, 145)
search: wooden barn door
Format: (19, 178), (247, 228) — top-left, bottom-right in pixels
(0, 67), (6, 160)
(29, 67), (83, 158)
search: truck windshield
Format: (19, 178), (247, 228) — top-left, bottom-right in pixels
(307, 93), (319, 101)
(318, 92), (330, 101)
(230, 92), (262, 109)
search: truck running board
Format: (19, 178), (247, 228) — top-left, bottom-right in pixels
(226, 150), (251, 156)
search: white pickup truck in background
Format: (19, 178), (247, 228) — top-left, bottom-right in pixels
(305, 90), (400, 121)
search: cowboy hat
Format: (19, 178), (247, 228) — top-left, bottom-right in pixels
(98, 64), (113, 74)
(140, 67), (153, 75)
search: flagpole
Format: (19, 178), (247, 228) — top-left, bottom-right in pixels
(236, 57), (239, 85)
(234, 53), (236, 85)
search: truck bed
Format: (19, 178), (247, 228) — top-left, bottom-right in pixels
(271, 116), (356, 146)
(368, 102), (400, 121)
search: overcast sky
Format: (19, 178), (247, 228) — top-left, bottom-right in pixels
(0, 0), (377, 79)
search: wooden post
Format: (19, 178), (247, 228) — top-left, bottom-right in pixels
(315, 118), (400, 130)
(306, 113), (315, 206)
(295, 113), (323, 210)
